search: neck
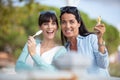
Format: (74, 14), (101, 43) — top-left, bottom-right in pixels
(40, 39), (58, 55)
(41, 39), (57, 48)
(68, 37), (77, 51)
(69, 37), (76, 45)
(68, 35), (77, 45)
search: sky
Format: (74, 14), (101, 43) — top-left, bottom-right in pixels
(14, 0), (120, 31)
(35, 0), (120, 31)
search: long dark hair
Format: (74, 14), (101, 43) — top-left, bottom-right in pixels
(60, 6), (92, 45)
(38, 11), (59, 29)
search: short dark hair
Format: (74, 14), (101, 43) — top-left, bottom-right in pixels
(38, 11), (59, 29)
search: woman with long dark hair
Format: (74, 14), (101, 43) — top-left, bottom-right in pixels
(60, 6), (109, 76)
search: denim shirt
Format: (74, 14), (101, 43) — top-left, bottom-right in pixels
(65, 34), (110, 76)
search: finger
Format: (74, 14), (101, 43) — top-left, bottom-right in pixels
(101, 24), (105, 27)
(27, 38), (34, 46)
(31, 37), (36, 44)
(28, 36), (33, 39)
(28, 36), (35, 44)
(28, 36), (32, 41)
(27, 41), (32, 47)
(94, 26), (101, 31)
(27, 40), (32, 45)
(94, 27), (103, 34)
(95, 24), (105, 30)
(96, 24), (105, 28)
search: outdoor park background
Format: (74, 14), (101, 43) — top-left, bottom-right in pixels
(0, 0), (120, 77)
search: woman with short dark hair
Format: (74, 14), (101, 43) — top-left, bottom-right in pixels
(15, 11), (67, 72)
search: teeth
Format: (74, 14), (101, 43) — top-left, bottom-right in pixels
(65, 30), (72, 33)
(47, 30), (54, 33)
(48, 31), (53, 33)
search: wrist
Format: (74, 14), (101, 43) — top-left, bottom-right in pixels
(98, 41), (105, 46)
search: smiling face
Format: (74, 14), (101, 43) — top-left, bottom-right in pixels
(61, 13), (80, 39)
(40, 18), (58, 40)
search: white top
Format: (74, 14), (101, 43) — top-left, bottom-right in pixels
(26, 43), (62, 66)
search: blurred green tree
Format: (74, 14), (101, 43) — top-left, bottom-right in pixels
(0, 0), (120, 59)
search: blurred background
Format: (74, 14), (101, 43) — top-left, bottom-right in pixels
(0, 0), (120, 77)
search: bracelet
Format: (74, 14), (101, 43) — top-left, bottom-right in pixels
(99, 41), (105, 46)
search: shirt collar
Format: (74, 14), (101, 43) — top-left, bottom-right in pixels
(65, 35), (84, 48)
(77, 35), (84, 39)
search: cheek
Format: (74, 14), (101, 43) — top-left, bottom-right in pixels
(74, 27), (79, 33)
(72, 25), (79, 35)
(74, 23), (80, 30)
(61, 25), (65, 31)
(40, 26), (45, 31)
(54, 30), (57, 33)
(54, 26), (58, 31)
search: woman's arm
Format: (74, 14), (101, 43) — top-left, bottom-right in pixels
(94, 24), (106, 54)
(15, 43), (56, 72)
(31, 46), (67, 71)
(92, 35), (109, 69)
(31, 54), (56, 71)
(53, 46), (67, 60)
(15, 44), (34, 72)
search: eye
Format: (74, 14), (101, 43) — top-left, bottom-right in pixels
(61, 20), (66, 25)
(70, 20), (74, 24)
(52, 22), (56, 25)
(43, 22), (48, 25)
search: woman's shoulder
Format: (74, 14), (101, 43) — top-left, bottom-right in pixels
(78, 34), (97, 39)
(86, 33), (97, 39)
(53, 45), (67, 59)
(53, 44), (67, 52)
(55, 45), (66, 50)
(85, 34), (98, 44)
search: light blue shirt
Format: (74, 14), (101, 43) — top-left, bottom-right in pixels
(65, 34), (110, 76)
(15, 39), (67, 72)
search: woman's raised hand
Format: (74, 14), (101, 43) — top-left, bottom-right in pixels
(94, 16), (106, 38)
(27, 36), (36, 56)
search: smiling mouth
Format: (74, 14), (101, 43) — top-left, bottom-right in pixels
(46, 31), (54, 34)
(65, 29), (73, 34)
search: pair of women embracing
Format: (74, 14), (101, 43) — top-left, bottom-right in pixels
(15, 6), (109, 77)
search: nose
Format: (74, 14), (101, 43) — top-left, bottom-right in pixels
(48, 24), (52, 28)
(66, 23), (70, 28)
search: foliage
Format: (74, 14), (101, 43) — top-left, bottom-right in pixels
(0, 0), (120, 77)
(0, 0), (120, 60)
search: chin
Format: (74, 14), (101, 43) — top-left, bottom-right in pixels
(65, 34), (73, 38)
